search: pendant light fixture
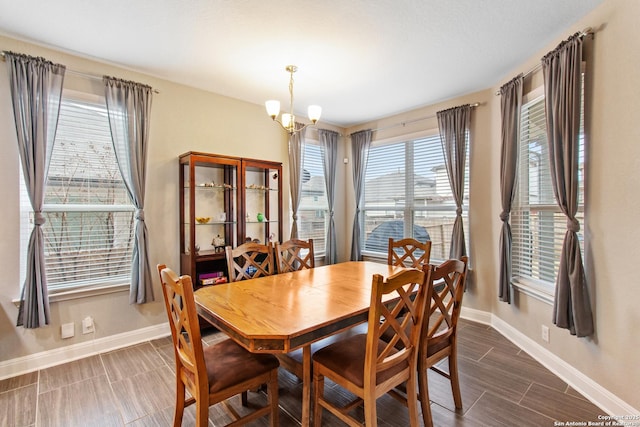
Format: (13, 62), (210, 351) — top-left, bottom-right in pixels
(265, 65), (321, 135)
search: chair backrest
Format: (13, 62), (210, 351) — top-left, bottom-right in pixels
(225, 242), (275, 281)
(388, 237), (432, 268)
(422, 256), (468, 356)
(364, 267), (430, 389)
(274, 238), (315, 273)
(157, 264), (207, 398)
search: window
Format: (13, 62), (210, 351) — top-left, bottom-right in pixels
(361, 133), (469, 261)
(511, 88), (585, 295)
(297, 141), (328, 256)
(20, 90), (134, 292)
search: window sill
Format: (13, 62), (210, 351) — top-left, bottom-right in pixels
(512, 278), (555, 305)
(12, 282), (130, 307)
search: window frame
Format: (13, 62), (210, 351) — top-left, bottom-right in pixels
(296, 137), (329, 258)
(510, 85), (586, 304)
(360, 129), (469, 263)
(19, 89), (135, 301)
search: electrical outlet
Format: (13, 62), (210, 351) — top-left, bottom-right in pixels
(82, 316), (95, 334)
(61, 322), (74, 339)
(541, 325), (550, 343)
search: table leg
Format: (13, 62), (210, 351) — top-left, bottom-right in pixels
(301, 345), (312, 427)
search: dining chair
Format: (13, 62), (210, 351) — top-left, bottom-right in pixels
(312, 267), (431, 427)
(388, 237), (432, 268)
(417, 256), (468, 427)
(157, 264), (280, 427)
(225, 241), (275, 281)
(274, 238), (315, 273)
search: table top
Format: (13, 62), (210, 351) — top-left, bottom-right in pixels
(194, 261), (405, 353)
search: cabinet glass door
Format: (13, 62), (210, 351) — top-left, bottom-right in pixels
(243, 163), (281, 245)
(183, 164), (237, 255)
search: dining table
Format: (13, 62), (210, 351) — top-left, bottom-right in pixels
(194, 260), (406, 427)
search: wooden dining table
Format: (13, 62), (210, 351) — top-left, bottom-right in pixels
(194, 260), (405, 426)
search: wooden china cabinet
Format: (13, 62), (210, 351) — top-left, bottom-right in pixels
(179, 152), (282, 288)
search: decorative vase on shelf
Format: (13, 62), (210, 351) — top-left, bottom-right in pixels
(257, 212), (265, 222)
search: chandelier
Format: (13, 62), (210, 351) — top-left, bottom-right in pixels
(265, 65), (321, 135)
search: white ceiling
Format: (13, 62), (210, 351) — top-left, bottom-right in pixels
(0, 0), (602, 127)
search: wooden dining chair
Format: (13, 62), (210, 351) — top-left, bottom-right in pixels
(225, 242), (275, 281)
(157, 264), (280, 427)
(417, 256), (468, 427)
(388, 237), (432, 268)
(274, 238), (315, 273)
(312, 267), (431, 427)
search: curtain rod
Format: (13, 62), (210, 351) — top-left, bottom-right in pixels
(494, 26), (593, 96)
(357, 102), (481, 135)
(1, 51), (160, 94)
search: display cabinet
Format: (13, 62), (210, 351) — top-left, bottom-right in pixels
(179, 152), (282, 288)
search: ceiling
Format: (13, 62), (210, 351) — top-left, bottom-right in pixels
(0, 0), (602, 127)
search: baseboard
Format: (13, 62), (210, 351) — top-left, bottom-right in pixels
(462, 306), (638, 417)
(0, 322), (170, 381)
(2, 310), (637, 417)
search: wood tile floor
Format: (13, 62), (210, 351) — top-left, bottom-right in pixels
(0, 319), (605, 426)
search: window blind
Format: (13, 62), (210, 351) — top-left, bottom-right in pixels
(22, 93), (134, 290)
(512, 93), (584, 286)
(298, 142), (328, 255)
(363, 134), (469, 260)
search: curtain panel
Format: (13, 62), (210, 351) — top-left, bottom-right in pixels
(542, 34), (594, 337)
(288, 123), (306, 239)
(318, 129), (339, 264)
(103, 76), (154, 304)
(437, 105), (471, 260)
(5, 51), (66, 328)
(498, 75), (524, 304)
(350, 129), (372, 261)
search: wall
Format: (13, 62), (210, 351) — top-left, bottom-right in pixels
(2, 0), (638, 413)
(345, 0), (639, 412)
(490, 0), (640, 411)
(0, 35), (295, 363)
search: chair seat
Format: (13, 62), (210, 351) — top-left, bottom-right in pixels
(188, 338), (279, 393)
(312, 334), (408, 388)
(425, 333), (451, 358)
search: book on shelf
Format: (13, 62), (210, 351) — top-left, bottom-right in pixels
(199, 271), (227, 285)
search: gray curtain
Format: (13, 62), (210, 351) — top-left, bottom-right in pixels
(318, 129), (338, 264)
(437, 105), (471, 259)
(288, 123), (306, 239)
(498, 75), (523, 304)
(350, 129), (372, 261)
(542, 33), (593, 337)
(6, 52), (65, 328)
(104, 76), (154, 304)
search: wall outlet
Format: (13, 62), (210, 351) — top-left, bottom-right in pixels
(82, 316), (95, 334)
(541, 324), (550, 343)
(61, 322), (74, 339)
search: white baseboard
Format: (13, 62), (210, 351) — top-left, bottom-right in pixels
(0, 322), (170, 381)
(2, 310), (638, 417)
(462, 306), (638, 417)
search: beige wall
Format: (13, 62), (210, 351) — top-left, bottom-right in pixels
(0, 35), (294, 361)
(1, 0), (638, 412)
(492, 0), (640, 411)
(344, 0), (640, 411)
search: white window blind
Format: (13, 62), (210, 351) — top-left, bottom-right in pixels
(298, 141), (328, 255)
(21, 91), (134, 291)
(362, 134), (469, 260)
(512, 92), (585, 289)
